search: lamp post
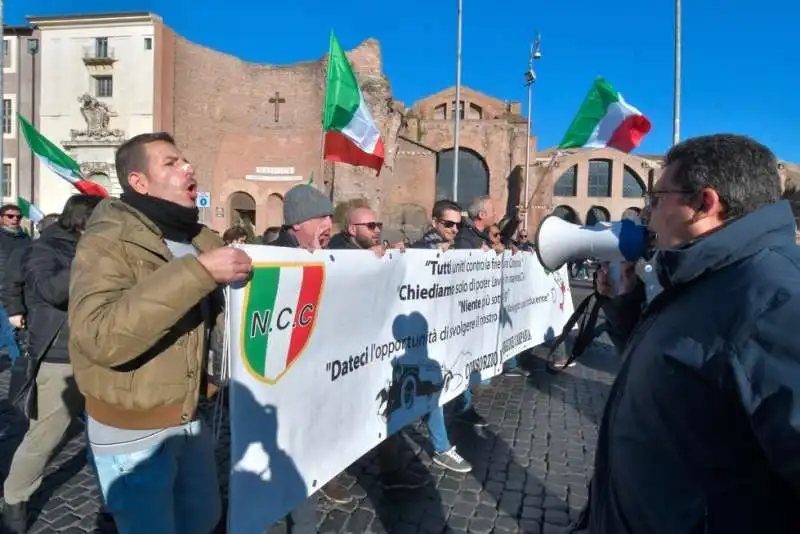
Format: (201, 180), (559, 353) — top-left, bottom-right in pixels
(27, 38), (38, 204)
(452, 0), (463, 203)
(672, 0), (681, 146)
(522, 33), (542, 230)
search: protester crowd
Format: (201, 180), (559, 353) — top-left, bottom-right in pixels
(0, 132), (798, 534)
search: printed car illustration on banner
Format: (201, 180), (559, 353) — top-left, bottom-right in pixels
(240, 263), (325, 383)
(376, 360), (446, 423)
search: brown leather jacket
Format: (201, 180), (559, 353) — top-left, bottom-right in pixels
(68, 198), (224, 429)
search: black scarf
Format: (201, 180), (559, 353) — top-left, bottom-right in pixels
(120, 191), (202, 243)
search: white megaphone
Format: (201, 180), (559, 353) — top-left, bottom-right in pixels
(535, 215), (649, 271)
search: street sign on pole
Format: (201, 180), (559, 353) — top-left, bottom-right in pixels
(196, 192), (210, 208)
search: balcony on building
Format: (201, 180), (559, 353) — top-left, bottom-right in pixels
(82, 45), (116, 66)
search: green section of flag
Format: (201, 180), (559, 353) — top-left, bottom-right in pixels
(18, 114), (82, 180)
(322, 32), (361, 132)
(558, 77), (621, 149)
(308, 171), (314, 185)
(17, 197), (44, 223)
(243, 267), (281, 376)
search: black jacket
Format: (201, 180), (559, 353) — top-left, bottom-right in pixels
(327, 232), (360, 250)
(0, 227), (31, 283)
(1, 245), (31, 316)
(270, 229), (300, 249)
(410, 228), (449, 250)
(453, 223), (490, 249)
(584, 201), (800, 534)
(23, 225), (78, 364)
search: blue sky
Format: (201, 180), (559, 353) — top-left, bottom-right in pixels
(9, 0), (799, 161)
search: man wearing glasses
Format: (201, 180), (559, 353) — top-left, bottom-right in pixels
(0, 204), (31, 364)
(328, 206), (385, 252)
(411, 199), (463, 251)
(574, 134), (800, 534)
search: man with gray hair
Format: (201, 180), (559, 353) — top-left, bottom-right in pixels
(454, 195), (494, 250)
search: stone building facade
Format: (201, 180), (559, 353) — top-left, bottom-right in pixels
(169, 35), (531, 237)
(163, 27), (800, 236)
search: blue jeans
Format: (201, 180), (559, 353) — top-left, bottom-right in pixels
(0, 307), (20, 362)
(424, 406), (451, 454)
(91, 420), (222, 534)
(458, 378), (490, 412)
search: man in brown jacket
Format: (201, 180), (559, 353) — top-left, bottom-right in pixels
(68, 132), (251, 534)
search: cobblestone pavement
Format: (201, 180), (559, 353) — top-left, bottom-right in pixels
(0, 286), (620, 533)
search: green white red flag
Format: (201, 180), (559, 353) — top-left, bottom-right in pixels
(322, 33), (384, 175)
(559, 77), (651, 153)
(18, 197), (44, 223)
(17, 114), (109, 197)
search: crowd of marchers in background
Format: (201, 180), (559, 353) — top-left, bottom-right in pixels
(1, 132), (800, 534)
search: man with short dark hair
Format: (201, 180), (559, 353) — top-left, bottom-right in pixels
(578, 134), (800, 534)
(410, 199), (462, 250)
(261, 226), (281, 244)
(69, 132), (252, 534)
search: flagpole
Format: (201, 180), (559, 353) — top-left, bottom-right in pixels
(320, 31), (332, 197)
(452, 0), (463, 203)
(672, 0), (682, 146)
(522, 33), (541, 231)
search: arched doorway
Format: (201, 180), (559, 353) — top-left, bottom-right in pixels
(552, 205), (580, 224)
(266, 194), (283, 228)
(622, 207), (642, 220)
(435, 147), (490, 208)
(553, 165), (578, 197)
(229, 191), (256, 230)
(586, 206), (610, 226)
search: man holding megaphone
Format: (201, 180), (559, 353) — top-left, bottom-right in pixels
(564, 134), (800, 534)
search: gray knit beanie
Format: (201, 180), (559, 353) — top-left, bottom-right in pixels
(283, 184), (334, 226)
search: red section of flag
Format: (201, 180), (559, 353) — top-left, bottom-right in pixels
(286, 265), (324, 366)
(324, 131), (384, 176)
(607, 115), (652, 153)
(73, 179), (109, 197)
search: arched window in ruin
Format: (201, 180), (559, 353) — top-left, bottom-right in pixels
(553, 165), (578, 197)
(623, 166), (646, 198)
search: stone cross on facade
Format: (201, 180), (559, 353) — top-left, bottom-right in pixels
(269, 91), (286, 123)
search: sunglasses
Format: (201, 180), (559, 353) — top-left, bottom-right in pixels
(3, 213), (21, 220)
(436, 218), (462, 229)
(354, 222), (383, 231)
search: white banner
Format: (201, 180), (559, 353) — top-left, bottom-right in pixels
(227, 246), (573, 533)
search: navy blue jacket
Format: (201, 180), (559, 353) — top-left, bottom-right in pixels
(587, 200), (800, 534)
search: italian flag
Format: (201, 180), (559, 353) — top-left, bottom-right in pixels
(18, 197), (44, 223)
(559, 77), (651, 153)
(18, 114), (109, 197)
(242, 265), (324, 382)
(322, 33), (384, 175)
